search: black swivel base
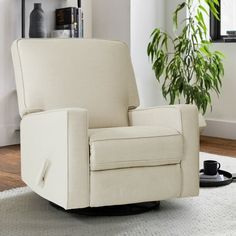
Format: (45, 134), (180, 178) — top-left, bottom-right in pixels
(50, 201), (160, 216)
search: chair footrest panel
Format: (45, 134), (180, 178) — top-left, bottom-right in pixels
(90, 164), (181, 207)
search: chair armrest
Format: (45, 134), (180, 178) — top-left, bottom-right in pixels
(129, 104), (199, 197)
(129, 105), (187, 132)
(21, 108), (89, 209)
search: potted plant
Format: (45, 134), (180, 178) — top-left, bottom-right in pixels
(147, 0), (224, 129)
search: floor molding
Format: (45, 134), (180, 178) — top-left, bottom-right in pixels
(0, 124), (20, 147)
(202, 118), (236, 140)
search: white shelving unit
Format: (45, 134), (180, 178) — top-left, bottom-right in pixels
(23, 0), (92, 38)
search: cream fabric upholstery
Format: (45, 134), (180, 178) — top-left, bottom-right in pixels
(11, 39), (139, 128)
(129, 105), (200, 197)
(89, 126), (183, 171)
(21, 108), (89, 209)
(12, 39), (199, 210)
(90, 165), (181, 207)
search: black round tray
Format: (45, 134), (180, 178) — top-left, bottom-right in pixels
(200, 169), (233, 187)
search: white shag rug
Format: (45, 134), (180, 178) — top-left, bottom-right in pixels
(0, 152), (236, 236)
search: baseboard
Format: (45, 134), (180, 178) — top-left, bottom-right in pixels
(202, 118), (236, 140)
(0, 124), (20, 147)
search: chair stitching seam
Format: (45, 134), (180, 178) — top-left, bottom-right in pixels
(90, 133), (182, 143)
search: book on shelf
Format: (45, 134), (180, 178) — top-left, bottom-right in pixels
(77, 8), (83, 38)
(51, 30), (71, 38)
(55, 7), (83, 38)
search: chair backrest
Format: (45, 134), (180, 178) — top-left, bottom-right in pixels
(11, 39), (139, 128)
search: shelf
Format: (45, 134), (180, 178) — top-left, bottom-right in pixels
(21, 0), (92, 39)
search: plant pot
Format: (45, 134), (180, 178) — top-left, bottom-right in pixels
(199, 113), (207, 133)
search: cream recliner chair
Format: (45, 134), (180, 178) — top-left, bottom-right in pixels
(12, 39), (199, 210)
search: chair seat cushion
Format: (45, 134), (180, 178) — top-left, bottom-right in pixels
(89, 126), (183, 171)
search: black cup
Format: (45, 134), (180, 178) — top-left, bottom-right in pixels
(204, 160), (221, 175)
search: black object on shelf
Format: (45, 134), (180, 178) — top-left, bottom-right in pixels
(200, 169), (233, 187)
(56, 7), (78, 37)
(55, 5), (84, 38)
(29, 3), (46, 38)
(56, 7), (78, 26)
(22, 0), (25, 38)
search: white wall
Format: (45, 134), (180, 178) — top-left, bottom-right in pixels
(202, 43), (236, 139)
(131, 0), (166, 107)
(165, 0), (184, 35)
(0, 0), (21, 146)
(130, 0), (186, 108)
(92, 0), (130, 46)
(91, 0), (167, 107)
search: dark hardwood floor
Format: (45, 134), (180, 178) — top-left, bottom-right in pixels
(200, 136), (236, 157)
(0, 145), (25, 191)
(0, 136), (236, 191)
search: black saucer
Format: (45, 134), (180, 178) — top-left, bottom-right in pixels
(200, 169), (233, 187)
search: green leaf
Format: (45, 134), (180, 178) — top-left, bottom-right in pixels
(199, 5), (209, 16)
(215, 50), (225, 58)
(173, 2), (186, 30)
(147, 0), (224, 115)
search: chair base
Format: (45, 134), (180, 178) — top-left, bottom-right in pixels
(50, 201), (160, 216)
